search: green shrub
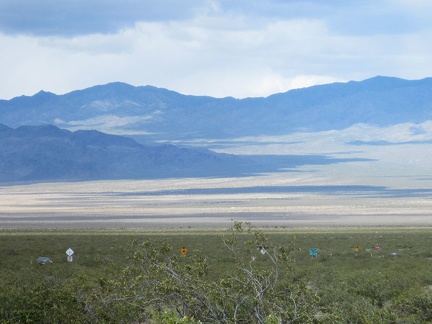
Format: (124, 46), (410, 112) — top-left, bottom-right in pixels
(393, 286), (432, 322)
(1, 227), (432, 322)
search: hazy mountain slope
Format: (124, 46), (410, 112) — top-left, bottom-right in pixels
(0, 124), (249, 182)
(1, 76), (432, 143)
(0, 123), (369, 183)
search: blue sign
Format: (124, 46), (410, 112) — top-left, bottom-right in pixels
(309, 248), (318, 257)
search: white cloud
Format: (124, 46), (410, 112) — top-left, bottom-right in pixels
(288, 75), (342, 90)
(392, 0), (432, 9)
(1, 1), (432, 99)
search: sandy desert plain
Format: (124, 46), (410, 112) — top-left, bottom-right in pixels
(1, 169), (432, 229)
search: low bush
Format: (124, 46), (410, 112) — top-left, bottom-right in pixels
(1, 225), (432, 322)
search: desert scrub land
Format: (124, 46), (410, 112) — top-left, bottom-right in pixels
(1, 224), (432, 323)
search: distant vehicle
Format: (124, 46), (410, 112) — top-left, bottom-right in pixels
(36, 257), (53, 265)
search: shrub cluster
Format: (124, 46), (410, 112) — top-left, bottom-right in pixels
(1, 223), (431, 323)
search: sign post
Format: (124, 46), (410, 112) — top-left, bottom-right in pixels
(309, 248), (318, 257)
(354, 245), (360, 257)
(66, 248), (74, 262)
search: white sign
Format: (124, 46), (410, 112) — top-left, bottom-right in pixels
(66, 248), (74, 256)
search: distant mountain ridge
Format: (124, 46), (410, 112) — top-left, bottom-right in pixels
(1, 76), (432, 143)
(0, 124), (247, 182)
(0, 123), (368, 183)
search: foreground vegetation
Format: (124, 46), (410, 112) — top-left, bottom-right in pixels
(1, 223), (432, 323)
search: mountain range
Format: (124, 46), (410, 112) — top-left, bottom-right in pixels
(0, 76), (431, 183)
(0, 123), (253, 182)
(0, 123), (367, 182)
(1, 76), (432, 144)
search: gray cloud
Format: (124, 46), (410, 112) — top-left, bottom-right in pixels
(0, 0), (203, 36)
(1, 0), (427, 37)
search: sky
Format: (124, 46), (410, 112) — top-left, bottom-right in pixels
(1, 0), (432, 100)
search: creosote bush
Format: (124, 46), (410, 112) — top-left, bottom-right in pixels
(77, 221), (322, 323)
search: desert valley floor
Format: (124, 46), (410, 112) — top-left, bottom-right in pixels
(1, 169), (432, 229)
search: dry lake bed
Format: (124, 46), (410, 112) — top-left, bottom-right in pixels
(1, 170), (432, 229)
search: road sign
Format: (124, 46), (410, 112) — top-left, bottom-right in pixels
(180, 247), (187, 256)
(309, 248), (318, 257)
(66, 248), (74, 262)
(354, 245), (360, 252)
